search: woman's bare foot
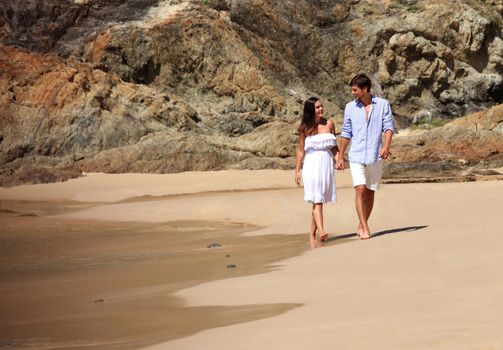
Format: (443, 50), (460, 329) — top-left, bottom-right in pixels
(310, 236), (318, 248)
(320, 232), (328, 242)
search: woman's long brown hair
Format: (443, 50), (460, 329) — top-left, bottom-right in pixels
(299, 97), (319, 135)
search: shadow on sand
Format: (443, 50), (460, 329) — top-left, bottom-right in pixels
(325, 225), (428, 243)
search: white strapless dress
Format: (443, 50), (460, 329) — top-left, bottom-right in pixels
(302, 133), (337, 203)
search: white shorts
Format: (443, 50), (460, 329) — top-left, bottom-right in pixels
(349, 160), (384, 191)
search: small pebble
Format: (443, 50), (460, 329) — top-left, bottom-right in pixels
(207, 242), (222, 248)
(226, 264), (236, 269)
(94, 298), (104, 303)
(225, 254), (230, 258)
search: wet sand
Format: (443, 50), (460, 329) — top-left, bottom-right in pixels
(0, 210), (307, 349)
(1, 170), (503, 349)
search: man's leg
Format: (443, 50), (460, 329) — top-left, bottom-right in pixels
(357, 159), (383, 239)
(355, 185), (371, 239)
(362, 159), (382, 230)
(364, 188), (375, 221)
(350, 162), (371, 239)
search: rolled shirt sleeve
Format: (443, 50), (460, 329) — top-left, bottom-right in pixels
(340, 105), (353, 139)
(382, 100), (394, 134)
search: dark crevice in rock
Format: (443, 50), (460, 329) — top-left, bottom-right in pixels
(132, 58), (161, 85)
(488, 80), (503, 103)
(467, 34), (492, 73)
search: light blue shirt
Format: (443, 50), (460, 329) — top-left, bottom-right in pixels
(340, 96), (394, 165)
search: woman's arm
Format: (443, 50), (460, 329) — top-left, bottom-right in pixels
(295, 131), (306, 185)
(329, 120), (339, 157)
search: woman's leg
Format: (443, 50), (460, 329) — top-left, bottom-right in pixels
(311, 211), (317, 238)
(310, 211), (318, 248)
(312, 203), (328, 241)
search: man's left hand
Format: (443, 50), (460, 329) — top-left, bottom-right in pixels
(380, 147), (391, 159)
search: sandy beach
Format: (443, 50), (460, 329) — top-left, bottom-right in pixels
(1, 170), (503, 349)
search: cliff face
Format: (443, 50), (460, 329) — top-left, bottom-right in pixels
(388, 104), (503, 179)
(1, 0), (502, 185)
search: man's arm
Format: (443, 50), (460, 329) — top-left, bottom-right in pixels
(337, 106), (352, 170)
(336, 137), (349, 170)
(379, 129), (393, 159)
(379, 101), (394, 159)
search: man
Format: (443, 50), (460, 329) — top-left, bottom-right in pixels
(336, 74), (394, 240)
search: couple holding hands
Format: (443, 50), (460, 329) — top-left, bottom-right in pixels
(295, 74), (394, 246)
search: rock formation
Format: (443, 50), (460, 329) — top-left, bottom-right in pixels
(0, 0), (502, 185)
(387, 104), (503, 179)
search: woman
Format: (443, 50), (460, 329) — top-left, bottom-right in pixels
(295, 97), (338, 246)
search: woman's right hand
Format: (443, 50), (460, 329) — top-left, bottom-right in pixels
(295, 171), (301, 185)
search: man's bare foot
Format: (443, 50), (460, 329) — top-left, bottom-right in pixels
(320, 232), (328, 242)
(356, 224), (370, 240)
(356, 224), (363, 238)
(360, 231), (371, 240)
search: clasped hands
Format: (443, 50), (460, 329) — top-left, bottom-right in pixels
(335, 158), (344, 170)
